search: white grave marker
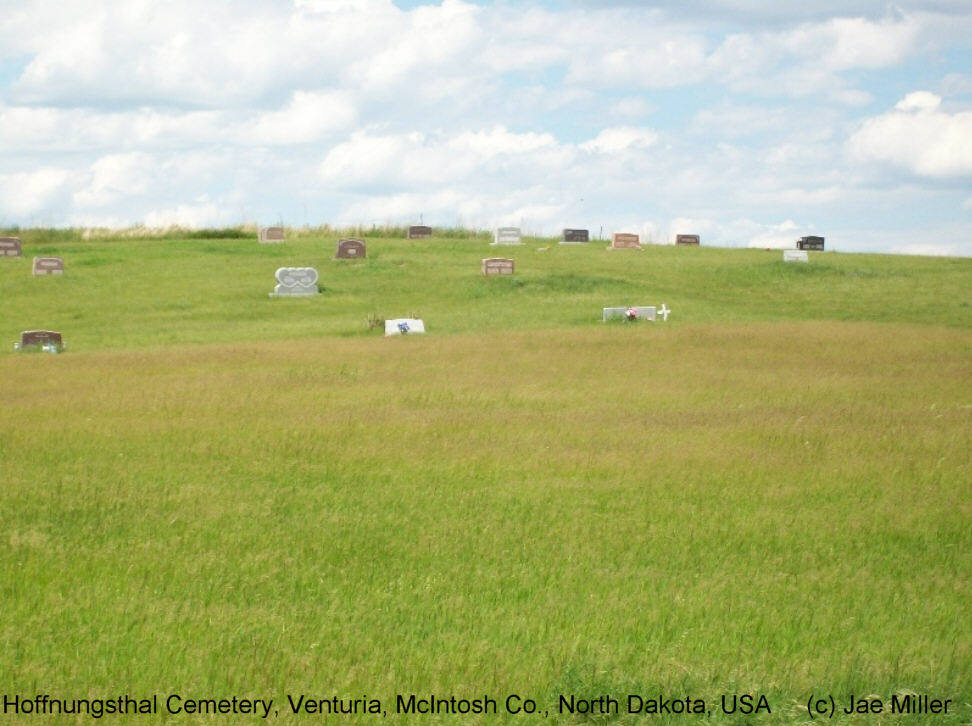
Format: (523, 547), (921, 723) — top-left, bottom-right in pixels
(384, 318), (425, 336)
(269, 267), (318, 296)
(492, 227), (522, 245)
(783, 250), (808, 263)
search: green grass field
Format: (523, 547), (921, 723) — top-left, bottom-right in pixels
(1, 229), (969, 724)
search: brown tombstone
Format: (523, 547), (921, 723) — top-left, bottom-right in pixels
(336, 238), (366, 259)
(482, 258), (515, 276)
(20, 330), (63, 350)
(32, 256), (65, 275)
(407, 225), (432, 239)
(610, 233), (641, 250)
(0, 237), (23, 256)
(259, 226), (285, 243)
(562, 228), (589, 242)
(675, 234), (700, 246)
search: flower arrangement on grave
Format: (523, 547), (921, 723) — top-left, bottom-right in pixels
(625, 307), (638, 321)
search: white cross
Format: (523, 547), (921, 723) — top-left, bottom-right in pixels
(658, 303), (670, 321)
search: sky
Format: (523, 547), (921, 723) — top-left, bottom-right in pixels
(1, 0), (971, 255)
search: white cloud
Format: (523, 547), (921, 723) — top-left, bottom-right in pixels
(581, 127), (658, 153)
(0, 168), (72, 217)
(849, 92), (972, 177)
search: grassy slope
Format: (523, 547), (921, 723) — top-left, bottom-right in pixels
(1, 233), (970, 724)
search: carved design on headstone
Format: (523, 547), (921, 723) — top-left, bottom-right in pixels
(482, 258), (515, 276)
(492, 227), (522, 245)
(609, 233), (641, 250)
(259, 226), (285, 243)
(407, 226), (432, 239)
(384, 318), (425, 336)
(270, 267), (319, 296)
(0, 237), (23, 256)
(32, 257), (65, 275)
(561, 228), (589, 244)
(336, 238), (366, 259)
(675, 234), (700, 246)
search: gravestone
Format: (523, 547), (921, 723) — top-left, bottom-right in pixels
(482, 258), (514, 276)
(783, 250), (808, 263)
(492, 227), (522, 245)
(560, 228), (589, 244)
(658, 303), (671, 321)
(259, 226), (285, 243)
(18, 330), (63, 351)
(407, 225), (432, 239)
(675, 234), (700, 246)
(603, 306), (656, 321)
(384, 318), (425, 336)
(797, 235), (824, 251)
(609, 233), (641, 250)
(0, 237), (22, 256)
(336, 238), (366, 259)
(269, 267), (319, 296)
(32, 257), (65, 275)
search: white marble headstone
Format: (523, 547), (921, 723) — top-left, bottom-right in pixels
(270, 267), (318, 296)
(384, 318), (425, 336)
(783, 250), (808, 263)
(492, 227), (522, 245)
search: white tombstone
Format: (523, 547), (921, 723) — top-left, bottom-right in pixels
(384, 318), (425, 336)
(783, 250), (808, 263)
(658, 303), (671, 321)
(602, 306), (656, 322)
(492, 227), (522, 245)
(270, 267), (318, 296)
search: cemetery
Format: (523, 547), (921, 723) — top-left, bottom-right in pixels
(0, 225), (969, 726)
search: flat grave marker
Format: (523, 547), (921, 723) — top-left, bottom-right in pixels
(482, 258), (515, 276)
(269, 267), (319, 296)
(492, 227), (522, 245)
(336, 238), (366, 259)
(385, 318), (425, 336)
(603, 306), (656, 321)
(560, 228), (589, 244)
(259, 226), (285, 243)
(0, 237), (22, 256)
(32, 257), (65, 275)
(407, 225), (432, 239)
(675, 234), (700, 246)
(783, 250), (809, 263)
(609, 233), (642, 250)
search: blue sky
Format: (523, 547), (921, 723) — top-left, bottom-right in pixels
(1, 0), (970, 255)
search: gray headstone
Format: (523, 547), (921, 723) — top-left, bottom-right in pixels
(259, 226), (285, 243)
(270, 267), (318, 296)
(492, 227), (522, 245)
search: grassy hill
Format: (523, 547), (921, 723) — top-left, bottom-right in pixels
(1, 229), (969, 724)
